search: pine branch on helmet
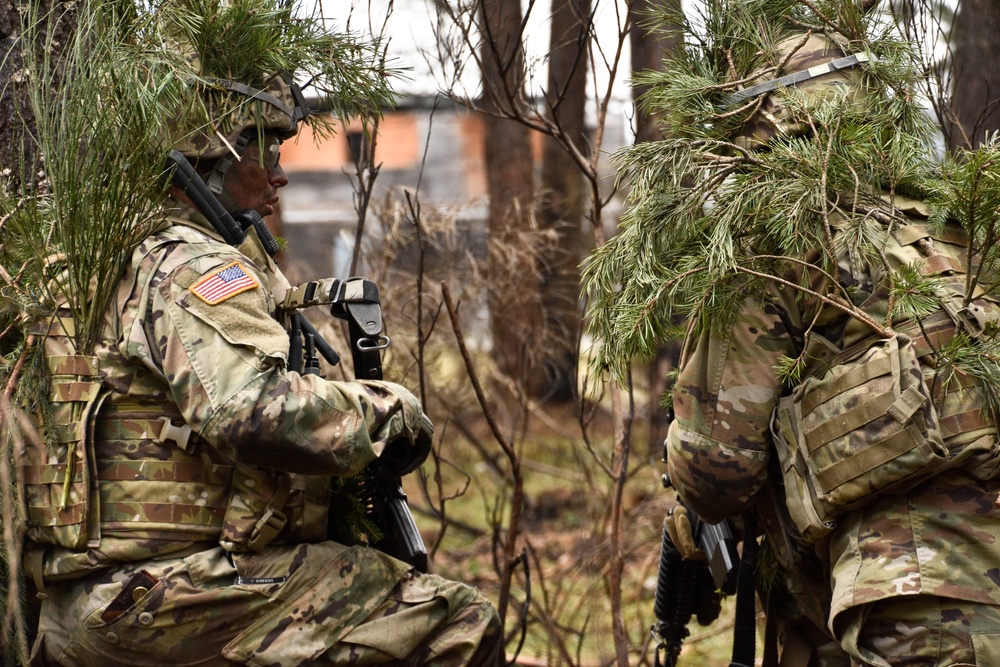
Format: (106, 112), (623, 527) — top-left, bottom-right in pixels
(584, 0), (940, 380)
(728, 32), (870, 149)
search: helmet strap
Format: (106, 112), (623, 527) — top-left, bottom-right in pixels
(206, 130), (252, 211)
(724, 52), (871, 106)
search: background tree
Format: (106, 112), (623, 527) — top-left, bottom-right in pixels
(433, 0), (629, 407)
(478, 0), (542, 397)
(949, 0), (1000, 148)
(534, 0), (592, 402)
(425, 3), (652, 666)
(628, 0), (683, 454)
(889, 0), (1000, 151)
(0, 0), (28, 175)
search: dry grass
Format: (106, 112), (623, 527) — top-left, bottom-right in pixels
(307, 196), (743, 666)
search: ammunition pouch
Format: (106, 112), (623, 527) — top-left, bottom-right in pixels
(20, 315), (108, 550)
(771, 333), (949, 542)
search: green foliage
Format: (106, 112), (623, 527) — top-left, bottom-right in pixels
(583, 0), (945, 381)
(5, 1), (167, 358)
(889, 262), (946, 322)
(925, 136), (1000, 297)
(934, 332), (1000, 416)
(141, 0), (398, 142)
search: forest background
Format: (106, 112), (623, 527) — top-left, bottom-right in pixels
(1, 1), (999, 666)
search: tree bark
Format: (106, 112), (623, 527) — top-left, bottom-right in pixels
(533, 0), (591, 402)
(479, 0), (539, 391)
(0, 1), (33, 179)
(949, 0), (1000, 150)
(0, 1), (77, 181)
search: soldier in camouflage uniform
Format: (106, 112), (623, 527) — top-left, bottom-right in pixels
(666, 33), (1000, 667)
(25, 64), (502, 667)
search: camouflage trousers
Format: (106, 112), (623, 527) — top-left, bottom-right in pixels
(836, 595), (1000, 666)
(30, 543), (502, 667)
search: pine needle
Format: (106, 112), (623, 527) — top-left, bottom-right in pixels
(583, 0), (941, 381)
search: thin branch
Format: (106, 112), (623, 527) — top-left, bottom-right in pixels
(4, 337), (32, 402)
(441, 281), (523, 627)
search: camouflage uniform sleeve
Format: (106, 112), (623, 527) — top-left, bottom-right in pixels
(666, 300), (795, 523)
(134, 244), (425, 476)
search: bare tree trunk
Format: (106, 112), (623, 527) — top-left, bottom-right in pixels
(0, 1), (22, 168)
(949, 0), (1000, 149)
(478, 0), (539, 392)
(630, 0), (683, 455)
(533, 0), (591, 403)
(0, 0), (39, 180)
(630, 0), (680, 144)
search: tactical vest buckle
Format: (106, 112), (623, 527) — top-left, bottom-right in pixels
(247, 507), (288, 552)
(154, 417), (194, 453)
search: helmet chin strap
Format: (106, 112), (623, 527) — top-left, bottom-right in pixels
(206, 130), (252, 212)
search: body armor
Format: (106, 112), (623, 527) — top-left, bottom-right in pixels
(20, 219), (332, 582)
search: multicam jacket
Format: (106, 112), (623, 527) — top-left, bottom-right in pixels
(28, 202), (428, 580)
(666, 194), (1000, 632)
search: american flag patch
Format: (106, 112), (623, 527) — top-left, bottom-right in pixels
(189, 261), (259, 304)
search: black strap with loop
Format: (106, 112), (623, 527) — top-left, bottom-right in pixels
(729, 512), (758, 667)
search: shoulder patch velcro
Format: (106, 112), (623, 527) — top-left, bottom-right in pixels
(189, 261), (260, 305)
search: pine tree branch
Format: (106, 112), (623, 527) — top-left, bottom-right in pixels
(3, 337), (32, 402)
(793, 0), (844, 35)
(736, 265), (891, 336)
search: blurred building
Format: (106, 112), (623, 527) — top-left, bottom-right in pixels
(274, 95), (628, 283)
(275, 97), (490, 282)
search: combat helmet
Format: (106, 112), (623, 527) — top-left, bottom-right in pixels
(167, 68), (311, 198)
(728, 32), (871, 149)
(170, 72), (310, 160)
(153, 0), (394, 202)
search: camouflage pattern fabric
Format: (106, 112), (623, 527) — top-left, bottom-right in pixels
(321, 571), (503, 666)
(31, 544), (501, 666)
(666, 195), (1000, 666)
(29, 203), (500, 665)
(842, 595), (1000, 666)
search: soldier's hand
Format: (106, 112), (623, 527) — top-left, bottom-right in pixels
(664, 504), (707, 561)
(366, 381), (434, 476)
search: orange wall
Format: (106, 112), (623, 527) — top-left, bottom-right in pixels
(458, 112), (487, 198)
(280, 113), (421, 172)
(279, 109), (545, 203)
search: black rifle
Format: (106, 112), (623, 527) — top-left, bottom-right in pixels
(325, 278), (429, 573)
(652, 473), (739, 667)
(167, 153), (428, 572)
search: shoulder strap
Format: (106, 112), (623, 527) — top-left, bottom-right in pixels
(729, 512), (758, 667)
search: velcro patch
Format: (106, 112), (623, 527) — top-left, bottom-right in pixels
(189, 261), (260, 305)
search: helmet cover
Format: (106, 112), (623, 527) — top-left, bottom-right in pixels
(732, 32), (868, 148)
(169, 72), (308, 160)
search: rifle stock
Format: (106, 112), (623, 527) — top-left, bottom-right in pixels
(652, 475), (739, 667)
(363, 464), (429, 573)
